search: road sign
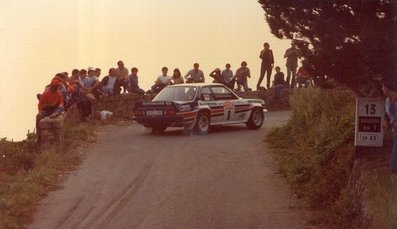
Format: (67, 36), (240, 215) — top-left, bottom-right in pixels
(354, 97), (385, 147)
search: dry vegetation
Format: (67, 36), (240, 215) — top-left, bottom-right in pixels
(0, 122), (97, 228)
(267, 87), (396, 229)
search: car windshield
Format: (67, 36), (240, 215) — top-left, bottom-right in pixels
(153, 86), (198, 102)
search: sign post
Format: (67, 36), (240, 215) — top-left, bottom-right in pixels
(354, 97), (385, 147)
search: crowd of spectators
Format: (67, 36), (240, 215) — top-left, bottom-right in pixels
(36, 55), (302, 137)
(35, 60), (149, 139)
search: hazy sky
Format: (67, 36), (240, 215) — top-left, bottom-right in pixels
(0, 0), (290, 140)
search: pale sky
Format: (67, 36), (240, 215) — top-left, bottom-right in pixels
(0, 0), (290, 140)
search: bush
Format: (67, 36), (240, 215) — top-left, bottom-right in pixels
(268, 87), (396, 228)
(267, 88), (357, 220)
(0, 137), (39, 173)
(0, 122), (96, 228)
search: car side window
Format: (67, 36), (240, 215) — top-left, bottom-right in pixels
(211, 86), (237, 100)
(201, 87), (214, 101)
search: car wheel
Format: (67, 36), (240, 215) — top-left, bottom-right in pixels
(194, 112), (210, 134)
(246, 107), (264, 129)
(152, 126), (167, 134)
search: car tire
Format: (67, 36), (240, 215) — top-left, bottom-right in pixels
(194, 112), (210, 134)
(152, 126), (167, 134)
(246, 107), (264, 129)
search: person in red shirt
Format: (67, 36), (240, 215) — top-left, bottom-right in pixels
(38, 78), (64, 117)
(296, 64), (311, 88)
(36, 78), (64, 142)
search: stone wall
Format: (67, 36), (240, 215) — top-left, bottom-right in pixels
(39, 113), (65, 152)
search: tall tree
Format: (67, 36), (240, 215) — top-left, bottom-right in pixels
(258, 0), (397, 93)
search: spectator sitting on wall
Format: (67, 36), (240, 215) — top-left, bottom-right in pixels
(128, 67), (145, 95)
(71, 68), (83, 86)
(95, 68), (101, 79)
(184, 63), (205, 83)
(37, 73), (71, 105)
(36, 78), (64, 142)
(150, 66), (172, 93)
(101, 68), (121, 96)
(67, 69), (92, 122)
(296, 62), (311, 88)
(80, 69), (87, 82)
(234, 61), (251, 92)
(209, 68), (225, 84)
(55, 73), (74, 106)
(116, 60), (129, 93)
(222, 63), (234, 90)
(172, 68), (184, 85)
(83, 67), (103, 99)
(273, 66), (287, 100)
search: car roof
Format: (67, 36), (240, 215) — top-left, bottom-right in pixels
(168, 83), (224, 88)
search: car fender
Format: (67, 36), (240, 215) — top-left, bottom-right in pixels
(242, 99), (267, 122)
(184, 105), (211, 130)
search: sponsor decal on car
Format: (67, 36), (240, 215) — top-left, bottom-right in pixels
(142, 101), (172, 106)
(178, 104), (192, 112)
(224, 100), (233, 109)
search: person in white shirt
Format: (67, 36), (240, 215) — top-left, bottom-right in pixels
(116, 60), (129, 93)
(150, 67), (171, 93)
(101, 68), (121, 96)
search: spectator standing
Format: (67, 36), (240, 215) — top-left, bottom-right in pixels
(284, 41), (300, 88)
(235, 61), (251, 92)
(258, 42), (274, 90)
(101, 68), (121, 96)
(150, 67), (172, 93)
(172, 68), (184, 84)
(222, 63), (234, 89)
(116, 60), (129, 93)
(128, 67), (145, 95)
(382, 79), (397, 174)
(184, 63), (205, 83)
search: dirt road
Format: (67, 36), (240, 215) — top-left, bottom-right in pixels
(29, 111), (311, 229)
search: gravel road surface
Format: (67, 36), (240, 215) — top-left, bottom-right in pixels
(29, 110), (312, 229)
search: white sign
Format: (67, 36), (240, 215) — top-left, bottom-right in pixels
(354, 97), (385, 147)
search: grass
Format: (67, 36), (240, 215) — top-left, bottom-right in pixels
(0, 122), (97, 228)
(267, 87), (396, 228)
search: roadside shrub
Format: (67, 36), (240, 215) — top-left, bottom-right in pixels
(268, 87), (396, 228)
(267, 87), (356, 213)
(0, 137), (39, 173)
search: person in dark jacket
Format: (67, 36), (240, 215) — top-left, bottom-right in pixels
(128, 67), (145, 95)
(101, 68), (121, 96)
(273, 66), (287, 99)
(258, 42), (274, 90)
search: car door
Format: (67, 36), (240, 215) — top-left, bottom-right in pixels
(210, 85), (237, 123)
(199, 86), (223, 124)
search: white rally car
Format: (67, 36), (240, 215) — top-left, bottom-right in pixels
(133, 83), (266, 134)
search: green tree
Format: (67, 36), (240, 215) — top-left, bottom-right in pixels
(258, 0), (397, 93)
